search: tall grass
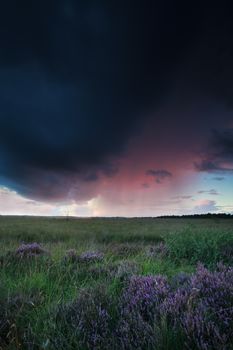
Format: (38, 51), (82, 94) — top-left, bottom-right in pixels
(165, 226), (233, 266)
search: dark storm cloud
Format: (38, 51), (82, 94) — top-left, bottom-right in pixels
(195, 160), (233, 173)
(1, 1), (233, 201)
(176, 3), (233, 108)
(195, 160), (225, 172)
(212, 129), (233, 159)
(83, 172), (99, 182)
(0, 0), (203, 200)
(146, 169), (172, 184)
(195, 129), (233, 173)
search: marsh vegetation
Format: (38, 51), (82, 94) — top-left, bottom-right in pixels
(0, 216), (233, 349)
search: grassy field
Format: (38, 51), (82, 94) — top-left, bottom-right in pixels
(0, 216), (233, 349)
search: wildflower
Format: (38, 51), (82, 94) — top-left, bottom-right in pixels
(78, 251), (104, 263)
(15, 242), (47, 258)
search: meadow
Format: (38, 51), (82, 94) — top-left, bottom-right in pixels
(0, 216), (233, 349)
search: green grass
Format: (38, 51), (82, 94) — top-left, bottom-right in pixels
(0, 216), (233, 349)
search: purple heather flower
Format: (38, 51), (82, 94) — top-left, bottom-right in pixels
(161, 264), (233, 349)
(170, 272), (191, 290)
(53, 264), (233, 349)
(78, 251), (104, 263)
(56, 286), (113, 349)
(120, 275), (170, 322)
(15, 242), (47, 258)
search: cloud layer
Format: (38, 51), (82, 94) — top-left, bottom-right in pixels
(0, 1), (233, 214)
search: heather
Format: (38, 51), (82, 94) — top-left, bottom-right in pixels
(0, 216), (232, 349)
(15, 242), (48, 258)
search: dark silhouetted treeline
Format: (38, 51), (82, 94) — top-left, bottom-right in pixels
(157, 213), (233, 219)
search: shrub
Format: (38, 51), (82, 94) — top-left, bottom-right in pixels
(115, 314), (156, 350)
(116, 265), (233, 350)
(161, 264), (233, 349)
(170, 272), (191, 290)
(78, 251), (104, 263)
(115, 275), (170, 349)
(15, 242), (48, 258)
(54, 285), (115, 349)
(120, 275), (170, 323)
(51, 265), (233, 350)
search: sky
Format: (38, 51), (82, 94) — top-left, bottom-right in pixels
(0, 1), (233, 216)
